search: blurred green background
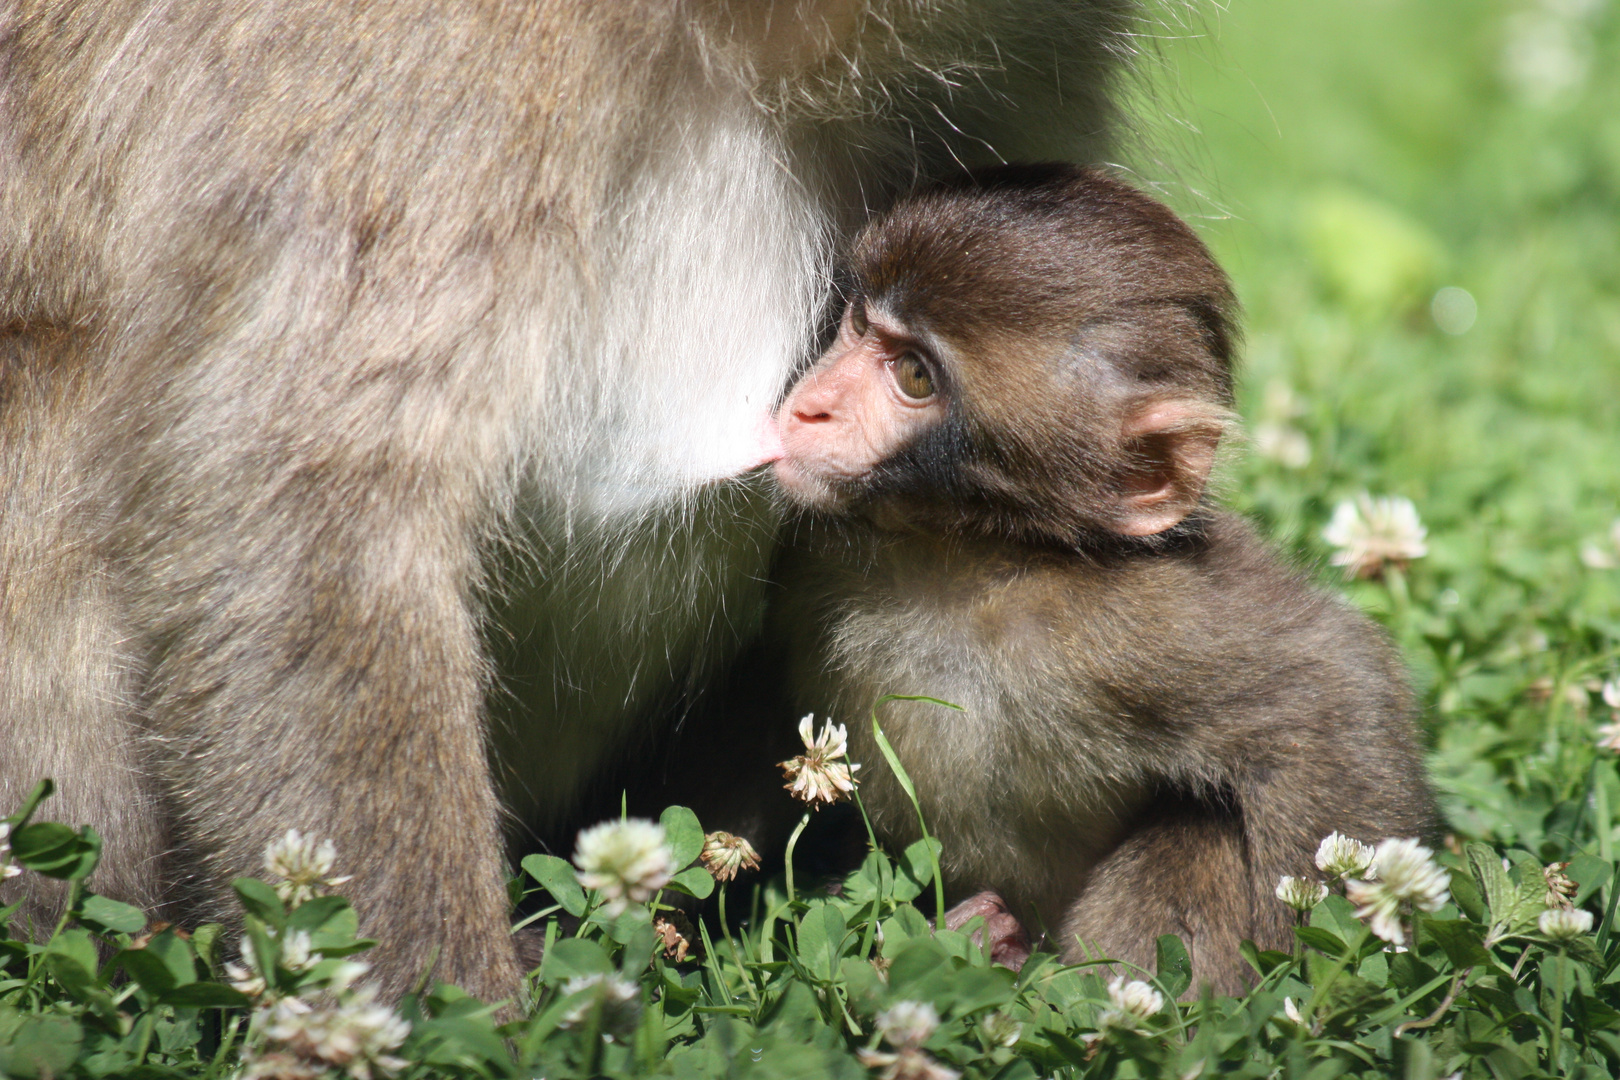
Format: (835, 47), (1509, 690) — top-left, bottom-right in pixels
(1135, 0), (1620, 851)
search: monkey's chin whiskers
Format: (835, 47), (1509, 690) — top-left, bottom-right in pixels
(769, 462), (853, 513)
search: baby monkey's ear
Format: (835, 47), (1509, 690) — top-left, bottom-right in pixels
(1112, 400), (1231, 537)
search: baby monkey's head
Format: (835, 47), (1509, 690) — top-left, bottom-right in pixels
(771, 164), (1238, 549)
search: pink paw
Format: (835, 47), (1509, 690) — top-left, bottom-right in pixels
(942, 891), (1032, 970)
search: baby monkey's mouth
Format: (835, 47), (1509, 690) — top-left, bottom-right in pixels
(768, 452), (862, 512)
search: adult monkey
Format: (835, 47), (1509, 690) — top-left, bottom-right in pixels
(0, 1), (1135, 1000)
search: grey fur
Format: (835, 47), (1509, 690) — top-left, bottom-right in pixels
(0, 1), (1138, 999)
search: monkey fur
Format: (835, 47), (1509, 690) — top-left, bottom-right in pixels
(0, 2), (1137, 1000)
(765, 165), (1436, 993)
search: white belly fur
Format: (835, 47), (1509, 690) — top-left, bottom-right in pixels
(490, 101), (828, 829)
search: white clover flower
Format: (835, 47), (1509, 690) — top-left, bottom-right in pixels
(1322, 493), (1428, 579)
(875, 1000), (940, 1049)
(1275, 875), (1329, 912)
(779, 714), (861, 808)
(1253, 383), (1309, 463)
(326, 961), (371, 995)
(1097, 977), (1164, 1030)
(226, 964), (268, 999)
(1597, 720), (1620, 753)
(259, 984), (410, 1080)
(0, 822), (20, 881)
(856, 1047), (961, 1080)
(559, 972), (643, 1040)
(1501, 6), (1593, 106)
(329, 990), (411, 1077)
(1580, 539), (1618, 570)
(572, 819), (675, 914)
(1600, 677), (1620, 750)
(979, 1011), (1022, 1048)
(265, 829), (352, 908)
(279, 929), (317, 974)
(260, 993), (312, 1036)
(238, 1049), (323, 1080)
(1344, 878), (1402, 945)
(235, 955), (406, 1080)
(1369, 838), (1449, 905)
(1345, 838), (1449, 946)
(1261, 380), (1307, 422)
(1254, 423), (1311, 469)
(1539, 907), (1594, 941)
(1315, 832), (1377, 880)
(699, 831), (762, 882)
(226, 936), (269, 998)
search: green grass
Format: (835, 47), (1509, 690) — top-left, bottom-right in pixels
(5, 1), (1620, 1076)
(1141, 0), (1620, 859)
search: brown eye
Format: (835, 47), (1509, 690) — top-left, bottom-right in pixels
(848, 302), (869, 336)
(891, 353), (935, 400)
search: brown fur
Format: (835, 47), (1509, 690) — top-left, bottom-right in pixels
(0, 2), (1137, 1001)
(768, 166), (1435, 992)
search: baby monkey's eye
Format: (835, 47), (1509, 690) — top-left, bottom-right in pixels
(891, 353), (935, 400)
(848, 302), (869, 336)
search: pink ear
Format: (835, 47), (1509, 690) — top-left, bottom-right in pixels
(1113, 401), (1225, 537)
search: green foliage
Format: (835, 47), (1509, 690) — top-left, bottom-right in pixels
(8, 780), (1620, 1078)
(4, 1), (1618, 1076)
(1143, 0), (1620, 887)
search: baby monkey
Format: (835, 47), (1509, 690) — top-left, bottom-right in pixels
(763, 165), (1434, 992)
